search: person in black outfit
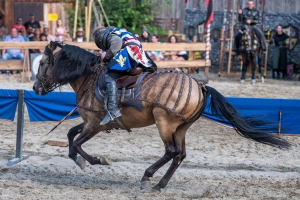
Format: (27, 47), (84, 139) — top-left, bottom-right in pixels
(234, 0), (266, 54)
(270, 24), (289, 79)
(24, 12), (41, 30)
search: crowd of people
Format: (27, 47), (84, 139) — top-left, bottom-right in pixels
(0, 12), (88, 74)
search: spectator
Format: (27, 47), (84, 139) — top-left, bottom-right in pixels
(55, 19), (66, 42)
(270, 24), (289, 79)
(164, 35), (188, 61)
(43, 26), (55, 42)
(65, 29), (72, 42)
(21, 28), (30, 42)
(27, 25), (34, 38)
(24, 12), (41, 30)
(39, 33), (47, 53)
(2, 28), (25, 74)
(0, 28), (6, 59)
(140, 28), (152, 42)
(149, 35), (164, 61)
(29, 28), (42, 53)
(0, 16), (8, 35)
(13, 17), (25, 34)
(134, 33), (140, 39)
(72, 27), (86, 42)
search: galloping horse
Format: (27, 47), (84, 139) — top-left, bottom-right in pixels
(33, 42), (290, 192)
(239, 25), (264, 85)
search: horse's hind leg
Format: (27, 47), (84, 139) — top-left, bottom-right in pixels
(67, 123), (85, 162)
(150, 121), (193, 193)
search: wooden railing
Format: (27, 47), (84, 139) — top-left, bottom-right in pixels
(0, 42), (211, 76)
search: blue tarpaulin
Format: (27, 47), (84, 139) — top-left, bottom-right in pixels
(203, 97), (300, 134)
(24, 90), (80, 122)
(0, 89), (299, 134)
(0, 89), (18, 121)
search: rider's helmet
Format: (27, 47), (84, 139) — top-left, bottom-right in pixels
(93, 26), (115, 50)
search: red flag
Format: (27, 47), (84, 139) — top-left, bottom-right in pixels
(205, 0), (214, 28)
(184, 0), (188, 3)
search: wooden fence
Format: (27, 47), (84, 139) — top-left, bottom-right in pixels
(0, 42), (211, 80)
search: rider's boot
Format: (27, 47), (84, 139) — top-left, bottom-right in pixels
(100, 74), (122, 126)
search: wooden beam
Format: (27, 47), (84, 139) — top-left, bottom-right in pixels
(0, 42), (211, 51)
(156, 60), (211, 68)
(0, 60), (24, 70)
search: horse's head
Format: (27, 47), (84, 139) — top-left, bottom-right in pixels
(33, 41), (62, 95)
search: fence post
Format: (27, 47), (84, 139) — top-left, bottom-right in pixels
(7, 90), (29, 166)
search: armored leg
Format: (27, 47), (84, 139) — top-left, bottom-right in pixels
(100, 70), (122, 126)
(253, 27), (267, 51)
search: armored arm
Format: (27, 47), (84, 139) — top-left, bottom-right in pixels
(250, 10), (260, 25)
(103, 35), (123, 62)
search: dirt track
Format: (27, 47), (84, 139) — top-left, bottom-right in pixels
(0, 74), (300, 199)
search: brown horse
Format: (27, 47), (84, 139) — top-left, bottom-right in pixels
(33, 42), (290, 193)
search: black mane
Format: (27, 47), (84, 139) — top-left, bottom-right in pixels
(50, 42), (100, 85)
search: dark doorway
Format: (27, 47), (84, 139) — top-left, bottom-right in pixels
(14, 2), (43, 26)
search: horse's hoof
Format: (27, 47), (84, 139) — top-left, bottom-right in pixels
(140, 180), (151, 190)
(240, 80), (245, 84)
(76, 156), (86, 170)
(261, 77), (265, 83)
(100, 156), (112, 165)
(251, 79), (256, 85)
(150, 186), (161, 193)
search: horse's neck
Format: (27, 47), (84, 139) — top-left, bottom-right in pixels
(69, 75), (88, 93)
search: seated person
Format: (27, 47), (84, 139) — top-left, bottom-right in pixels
(29, 28), (42, 53)
(13, 17), (25, 33)
(164, 35), (188, 61)
(43, 26), (55, 42)
(2, 28), (25, 60)
(148, 35), (164, 61)
(39, 33), (48, 53)
(2, 28), (25, 74)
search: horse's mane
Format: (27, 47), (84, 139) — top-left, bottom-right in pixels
(49, 42), (100, 85)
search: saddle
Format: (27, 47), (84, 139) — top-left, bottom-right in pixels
(95, 67), (148, 111)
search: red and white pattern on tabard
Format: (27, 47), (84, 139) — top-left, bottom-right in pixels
(126, 45), (150, 67)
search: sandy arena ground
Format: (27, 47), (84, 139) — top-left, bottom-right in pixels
(0, 74), (300, 199)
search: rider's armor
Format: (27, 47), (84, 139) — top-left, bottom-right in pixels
(235, 7), (266, 53)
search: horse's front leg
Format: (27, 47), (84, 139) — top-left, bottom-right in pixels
(67, 123), (85, 162)
(251, 56), (257, 85)
(71, 124), (112, 169)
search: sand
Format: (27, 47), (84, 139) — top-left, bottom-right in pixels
(0, 74), (300, 200)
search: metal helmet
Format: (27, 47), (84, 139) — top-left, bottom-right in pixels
(93, 26), (112, 50)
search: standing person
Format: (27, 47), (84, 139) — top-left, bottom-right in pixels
(0, 16), (8, 35)
(93, 26), (156, 125)
(234, 0), (266, 55)
(13, 17), (25, 34)
(24, 12), (41, 30)
(55, 19), (66, 42)
(72, 27), (86, 42)
(140, 28), (152, 42)
(270, 24), (289, 79)
(43, 26), (56, 42)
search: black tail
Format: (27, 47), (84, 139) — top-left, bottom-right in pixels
(205, 86), (291, 149)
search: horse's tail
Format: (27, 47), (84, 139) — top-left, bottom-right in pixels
(204, 86), (291, 149)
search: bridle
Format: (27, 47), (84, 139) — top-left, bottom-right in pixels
(36, 44), (60, 93)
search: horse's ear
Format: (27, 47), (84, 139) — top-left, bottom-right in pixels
(48, 41), (54, 51)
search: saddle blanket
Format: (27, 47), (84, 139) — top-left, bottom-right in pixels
(94, 72), (149, 111)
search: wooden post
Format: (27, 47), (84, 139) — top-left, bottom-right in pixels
(73, 0), (79, 39)
(85, 6), (88, 39)
(264, 43), (268, 77)
(219, 29), (225, 76)
(87, 0), (92, 42)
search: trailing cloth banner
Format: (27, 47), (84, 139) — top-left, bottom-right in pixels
(0, 89), (299, 134)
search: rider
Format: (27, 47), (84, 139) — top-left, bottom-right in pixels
(93, 26), (156, 126)
(234, 0), (266, 55)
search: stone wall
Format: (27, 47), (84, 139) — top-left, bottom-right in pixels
(184, 9), (300, 72)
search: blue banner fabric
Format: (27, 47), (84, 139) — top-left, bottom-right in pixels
(0, 89), (18, 121)
(24, 90), (80, 122)
(203, 97), (300, 134)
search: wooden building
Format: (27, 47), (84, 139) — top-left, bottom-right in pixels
(0, 0), (71, 35)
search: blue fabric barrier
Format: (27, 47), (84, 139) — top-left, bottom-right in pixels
(0, 89), (18, 121)
(24, 90), (80, 122)
(203, 97), (300, 134)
